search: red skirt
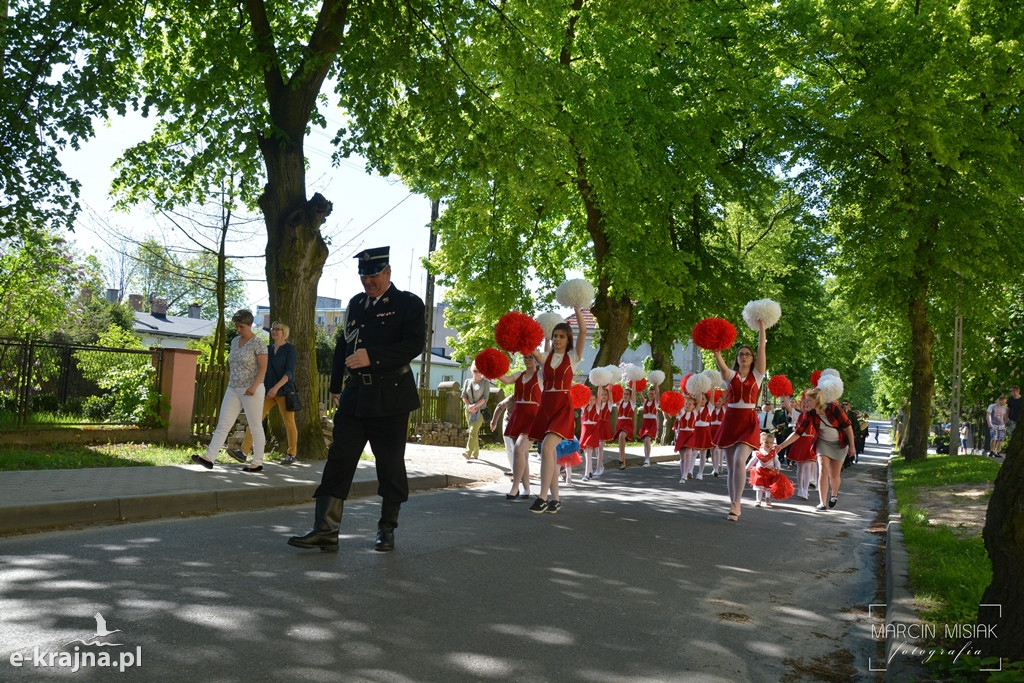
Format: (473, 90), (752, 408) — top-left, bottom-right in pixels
(688, 424), (713, 450)
(638, 416), (658, 439)
(505, 402), (539, 439)
(557, 452), (583, 467)
(614, 417), (634, 440)
(599, 417), (614, 442)
(528, 392), (575, 442)
(749, 467), (776, 489)
(674, 428), (694, 452)
(714, 407), (760, 450)
(787, 434), (817, 462)
(580, 422), (601, 449)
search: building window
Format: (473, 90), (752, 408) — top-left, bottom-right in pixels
(442, 374), (453, 382)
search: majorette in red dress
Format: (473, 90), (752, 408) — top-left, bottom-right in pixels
(579, 403), (601, 449)
(688, 405), (714, 450)
(713, 370), (764, 449)
(597, 401), (613, 442)
(527, 352), (577, 442)
(614, 400), (635, 440)
(674, 409), (695, 452)
(638, 397), (659, 440)
(709, 405), (724, 448)
(786, 411), (818, 463)
(505, 370), (541, 439)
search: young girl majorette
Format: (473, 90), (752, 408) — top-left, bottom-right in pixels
(614, 387), (635, 470)
(638, 385), (660, 467)
(526, 307), (586, 514)
(498, 353), (542, 501)
(747, 431), (782, 508)
(579, 390), (600, 481)
(688, 390), (714, 480)
(709, 390), (726, 477)
(713, 319), (768, 522)
(596, 386), (613, 473)
(784, 391), (818, 501)
(674, 396), (696, 483)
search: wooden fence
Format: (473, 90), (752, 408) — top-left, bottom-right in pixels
(192, 365), (467, 436)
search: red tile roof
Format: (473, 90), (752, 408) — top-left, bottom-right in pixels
(565, 308), (598, 330)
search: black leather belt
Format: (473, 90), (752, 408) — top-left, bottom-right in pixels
(351, 364), (411, 385)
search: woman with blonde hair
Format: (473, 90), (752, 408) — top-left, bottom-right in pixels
(235, 321), (299, 464)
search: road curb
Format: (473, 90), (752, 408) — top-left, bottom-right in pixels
(0, 473), (475, 534)
(882, 459), (929, 682)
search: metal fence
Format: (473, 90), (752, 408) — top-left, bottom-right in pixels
(0, 337), (162, 429)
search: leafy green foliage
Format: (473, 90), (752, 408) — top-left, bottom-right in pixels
(73, 325), (165, 426)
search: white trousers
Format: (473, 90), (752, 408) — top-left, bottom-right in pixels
(206, 385), (266, 465)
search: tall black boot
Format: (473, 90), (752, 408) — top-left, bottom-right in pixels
(375, 501), (401, 552)
(288, 496), (343, 552)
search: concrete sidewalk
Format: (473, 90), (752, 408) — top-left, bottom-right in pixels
(0, 442), (681, 534)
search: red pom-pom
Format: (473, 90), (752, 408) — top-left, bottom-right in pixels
(569, 383), (592, 409)
(810, 370), (822, 387)
(634, 378), (647, 393)
(768, 374), (793, 398)
(771, 473), (795, 500)
(660, 390), (685, 415)
(494, 312), (545, 355)
(611, 384), (624, 403)
(474, 348), (510, 380)
(679, 373), (693, 392)
(692, 317), (738, 351)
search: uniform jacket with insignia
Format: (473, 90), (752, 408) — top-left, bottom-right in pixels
(330, 283), (426, 417)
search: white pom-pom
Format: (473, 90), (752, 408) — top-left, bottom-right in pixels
(702, 368), (725, 389)
(686, 373), (713, 397)
(623, 364), (645, 382)
(818, 376), (845, 404)
(648, 370), (666, 386)
(821, 368), (841, 379)
(742, 298), (782, 330)
(536, 311), (564, 337)
(589, 366), (614, 386)
(555, 278), (595, 309)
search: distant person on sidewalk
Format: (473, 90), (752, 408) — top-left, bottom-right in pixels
(987, 396), (1008, 458)
(191, 309), (267, 472)
(461, 364), (492, 460)
(289, 246), (425, 552)
(236, 321), (299, 465)
(1007, 385), (1021, 440)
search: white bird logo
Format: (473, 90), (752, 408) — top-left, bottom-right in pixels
(93, 612), (121, 638)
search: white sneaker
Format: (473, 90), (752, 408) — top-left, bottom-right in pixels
(695, 473), (703, 480)
(594, 469), (604, 477)
(582, 474), (591, 481)
(642, 461), (650, 468)
(679, 477), (686, 484)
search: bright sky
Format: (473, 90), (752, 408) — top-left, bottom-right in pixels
(59, 112), (439, 311)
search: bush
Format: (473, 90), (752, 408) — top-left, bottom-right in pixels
(29, 392), (59, 413)
(74, 325), (166, 427)
(81, 395), (114, 420)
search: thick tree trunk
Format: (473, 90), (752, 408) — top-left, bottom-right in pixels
(976, 425), (1024, 660)
(901, 238), (935, 462)
(259, 138), (330, 460)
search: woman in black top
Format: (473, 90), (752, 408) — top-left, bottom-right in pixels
(237, 321), (299, 464)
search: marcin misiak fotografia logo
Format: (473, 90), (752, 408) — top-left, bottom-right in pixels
(868, 603), (1000, 673)
(8, 612), (142, 673)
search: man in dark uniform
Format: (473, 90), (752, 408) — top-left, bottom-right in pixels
(289, 246), (425, 552)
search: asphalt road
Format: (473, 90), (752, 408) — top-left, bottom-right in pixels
(0, 448), (890, 682)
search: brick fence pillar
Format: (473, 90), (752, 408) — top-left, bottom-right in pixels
(157, 348), (201, 443)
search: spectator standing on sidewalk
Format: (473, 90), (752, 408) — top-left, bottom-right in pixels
(461, 364), (492, 460)
(288, 246), (425, 553)
(987, 396), (1009, 458)
(1007, 385), (1021, 440)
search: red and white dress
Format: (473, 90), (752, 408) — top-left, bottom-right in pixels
(614, 400), (635, 440)
(688, 405), (714, 450)
(709, 405), (724, 448)
(505, 371), (542, 439)
(597, 402), (614, 442)
(786, 411), (818, 463)
(748, 446), (780, 488)
(527, 352), (578, 442)
(714, 370), (764, 450)
(579, 404), (601, 449)
(673, 409), (695, 452)
(638, 397), (659, 440)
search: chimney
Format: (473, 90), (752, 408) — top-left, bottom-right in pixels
(106, 288), (121, 303)
(188, 303), (202, 319)
(128, 294), (144, 312)
(151, 298), (169, 317)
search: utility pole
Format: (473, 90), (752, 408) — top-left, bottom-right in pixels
(419, 199), (439, 391)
